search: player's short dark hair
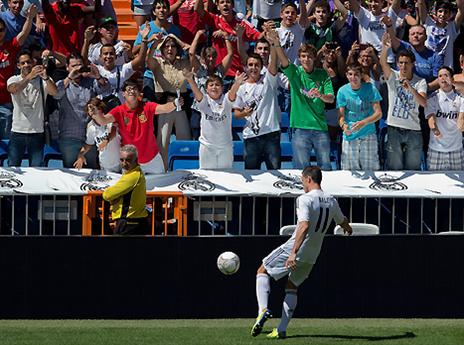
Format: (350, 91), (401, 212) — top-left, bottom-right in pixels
(246, 53), (263, 67)
(396, 49), (416, 63)
(205, 75), (224, 87)
(302, 166), (322, 185)
(152, 0), (170, 12)
(281, 2), (297, 12)
(438, 66), (454, 76)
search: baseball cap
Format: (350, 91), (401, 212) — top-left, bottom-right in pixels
(99, 17), (117, 27)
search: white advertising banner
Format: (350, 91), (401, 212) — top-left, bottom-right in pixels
(0, 168), (463, 198)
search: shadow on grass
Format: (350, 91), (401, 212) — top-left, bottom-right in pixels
(308, 331), (416, 341)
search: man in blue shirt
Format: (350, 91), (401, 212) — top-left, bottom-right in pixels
(386, 20), (442, 91)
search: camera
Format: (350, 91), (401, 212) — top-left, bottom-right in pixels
(79, 66), (91, 73)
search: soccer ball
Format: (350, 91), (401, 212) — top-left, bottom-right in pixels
(217, 251), (240, 275)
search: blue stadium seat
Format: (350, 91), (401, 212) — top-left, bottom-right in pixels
(231, 115), (245, 141)
(168, 140), (200, 171)
(43, 143), (63, 167)
(280, 112), (290, 132)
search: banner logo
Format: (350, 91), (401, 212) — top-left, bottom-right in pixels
(178, 173), (215, 192)
(80, 170), (112, 191)
(369, 174), (408, 191)
(273, 174), (303, 191)
(0, 170), (23, 189)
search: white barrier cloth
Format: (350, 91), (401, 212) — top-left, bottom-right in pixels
(0, 168), (463, 198)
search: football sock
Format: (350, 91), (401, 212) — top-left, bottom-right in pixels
(256, 273), (270, 313)
(277, 289), (298, 333)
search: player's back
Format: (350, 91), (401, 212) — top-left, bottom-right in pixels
(289, 189), (345, 264)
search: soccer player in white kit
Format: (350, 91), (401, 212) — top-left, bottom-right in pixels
(251, 166), (352, 339)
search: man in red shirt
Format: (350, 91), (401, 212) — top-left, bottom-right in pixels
(98, 80), (183, 174)
(169, 0), (206, 44)
(42, 0), (95, 56)
(0, 4), (37, 139)
(194, 0), (263, 78)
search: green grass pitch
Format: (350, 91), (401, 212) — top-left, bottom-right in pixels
(0, 319), (463, 345)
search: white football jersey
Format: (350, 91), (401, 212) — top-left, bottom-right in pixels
(282, 189), (345, 264)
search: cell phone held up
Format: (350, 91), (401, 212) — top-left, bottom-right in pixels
(79, 66), (91, 73)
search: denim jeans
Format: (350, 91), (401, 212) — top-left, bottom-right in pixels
(59, 138), (85, 168)
(8, 132), (44, 167)
(291, 128), (332, 170)
(244, 131), (281, 170)
(385, 126), (423, 170)
(0, 103), (13, 140)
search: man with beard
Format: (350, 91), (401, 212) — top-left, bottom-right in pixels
(6, 50), (58, 166)
(102, 144), (148, 235)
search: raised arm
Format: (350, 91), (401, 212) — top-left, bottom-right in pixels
(7, 66), (43, 94)
(82, 25), (96, 65)
(390, 0), (401, 15)
(380, 33), (393, 80)
(195, 0), (206, 17)
(131, 23), (151, 69)
(235, 25), (248, 66)
(382, 16), (401, 51)
(17, 4), (37, 46)
(183, 68), (203, 102)
(273, 38), (290, 68)
(349, 0), (361, 16)
(417, 0), (428, 25)
(169, 0), (186, 15)
(265, 30), (279, 76)
(228, 72), (246, 102)
(146, 34), (164, 72)
(456, 0), (464, 28)
(189, 30), (205, 73)
(221, 36), (234, 75)
(299, 0), (310, 29)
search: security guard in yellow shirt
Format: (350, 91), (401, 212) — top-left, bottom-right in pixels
(103, 144), (148, 235)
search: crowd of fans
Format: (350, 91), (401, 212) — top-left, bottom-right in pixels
(1, 0), (464, 173)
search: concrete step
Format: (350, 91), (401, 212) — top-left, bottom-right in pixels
(112, 0), (132, 10)
(115, 9), (134, 22)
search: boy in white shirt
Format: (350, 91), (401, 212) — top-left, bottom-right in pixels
(74, 98), (121, 173)
(184, 70), (244, 170)
(425, 67), (464, 170)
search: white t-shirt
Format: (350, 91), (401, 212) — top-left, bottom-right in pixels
(252, 0), (281, 20)
(261, 66), (289, 89)
(7, 75), (49, 134)
(234, 71), (281, 139)
(198, 93), (233, 148)
(386, 70), (427, 131)
(96, 62), (135, 102)
(88, 40), (129, 67)
(277, 24), (305, 64)
(281, 189), (345, 264)
(424, 16), (459, 68)
(85, 121), (121, 171)
(425, 89), (464, 152)
(356, 7), (394, 54)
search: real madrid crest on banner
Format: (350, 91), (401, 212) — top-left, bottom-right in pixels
(80, 170), (113, 191)
(369, 174), (408, 191)
(0, 169), (23, 189)
(178, 173), (215, 192)
(273, 174), (303, 191)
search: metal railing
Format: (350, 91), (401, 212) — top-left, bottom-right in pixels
(0, 193), (462, 236)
